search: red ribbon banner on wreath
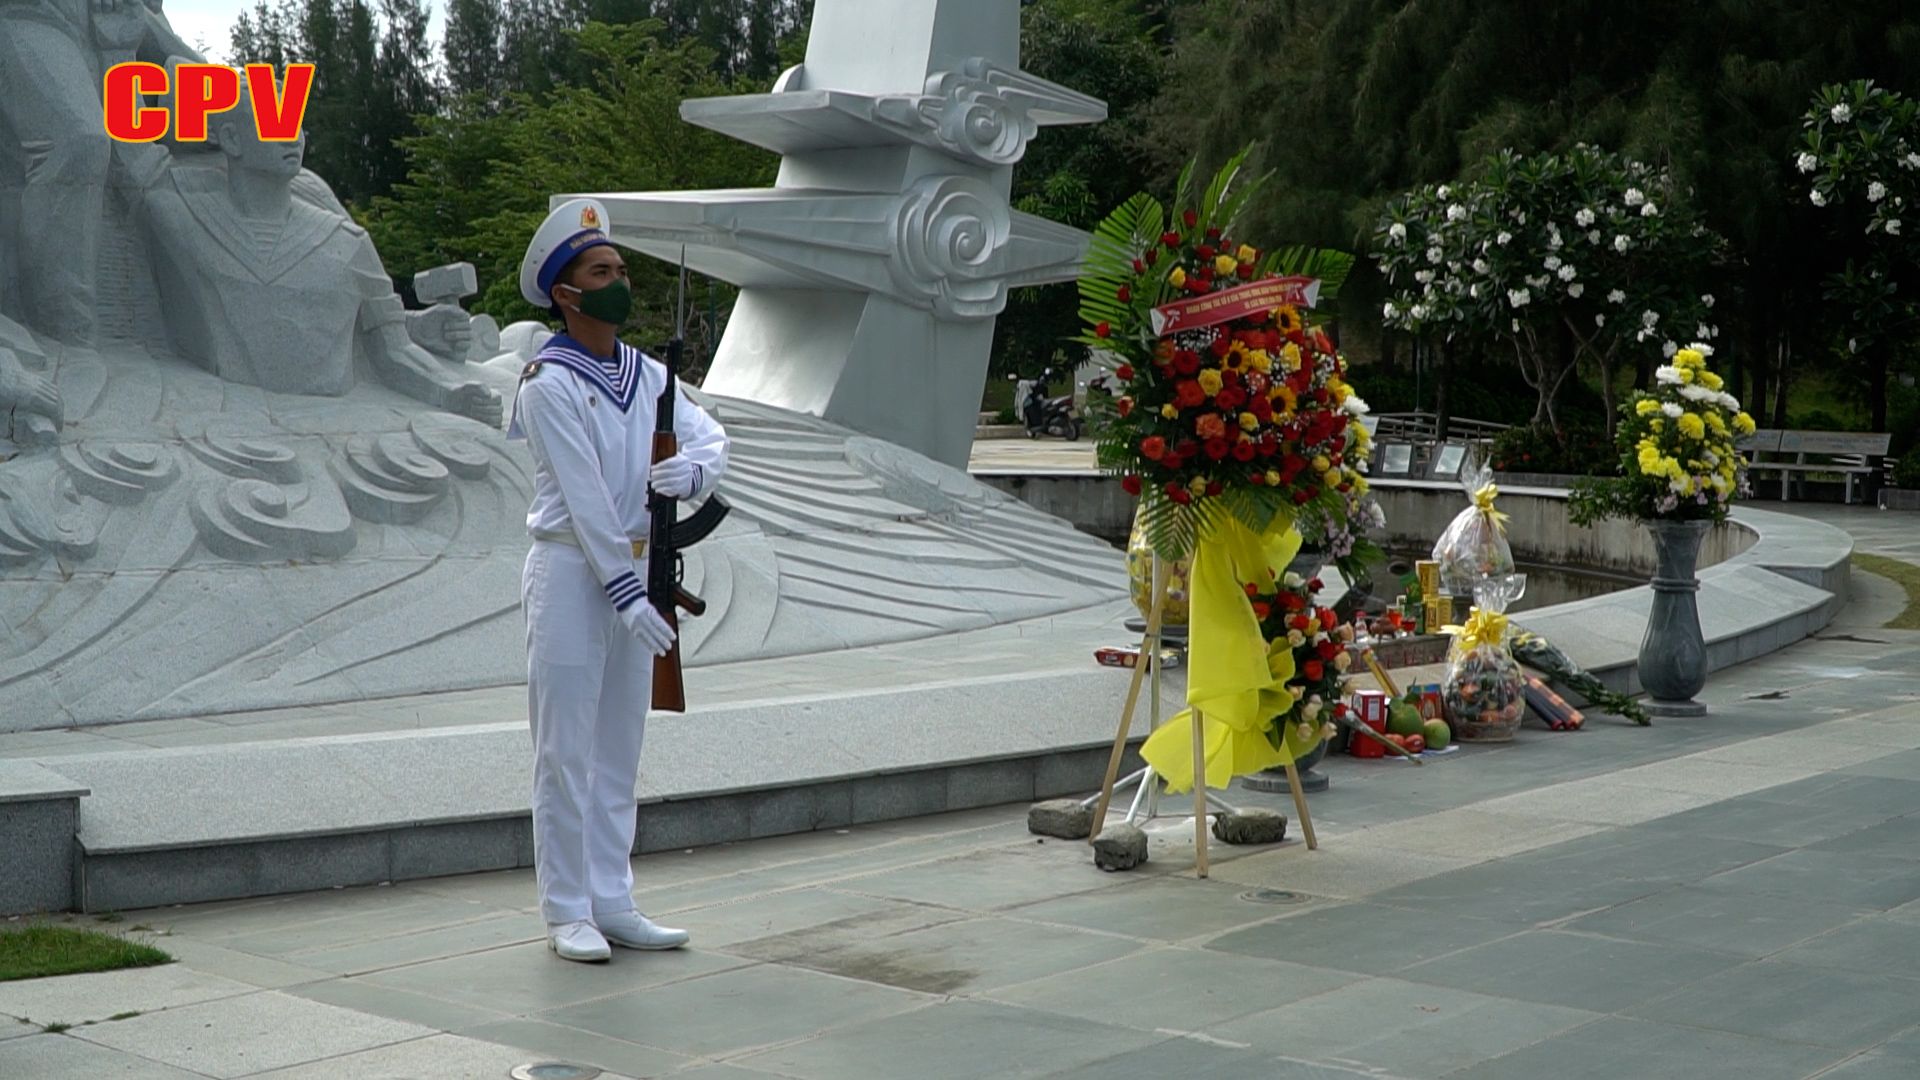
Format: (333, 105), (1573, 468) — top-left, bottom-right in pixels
(1148, 275), (1322, 337)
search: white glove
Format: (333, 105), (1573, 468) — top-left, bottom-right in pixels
(649, 455), (700, 499)
(619, 598), (677, 657)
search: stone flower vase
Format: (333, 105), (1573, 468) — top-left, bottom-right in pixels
(1638, 519), (1712, 717)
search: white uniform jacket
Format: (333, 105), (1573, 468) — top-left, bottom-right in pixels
(507, 333), (728, 612)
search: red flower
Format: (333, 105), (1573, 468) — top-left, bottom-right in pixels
(1175, 380), (1206, 408)
(1206, 226), (1222, 240)
(1175, 438), (1198, 459)
(1116, 397), (1133, 418)
(1231, 441), (1256, 462)
(1312, 328), (1334, 353)
(1281, 592), (1307, 612)
(1121, 474), (1142, 495)
(1319, 607), (1337, 630)
(1316, 640), (1340, 661)
(1116, 286), (1131, 303)
(1183, 209), (1198, 228)
(1131, 259), (1145, 274)
(1170, 487), (1192, 505)
(1308, 578), (1324, 591)
(1187, 277), (1208, 295)
(1251, 601), (1271, 620)
(1289, 614), (1311, 632)
(1244, 582), (1259, 598)
(1303, 659), (1324, 681)
(1162, 231), (1181, 248)
(1292, 489), (1312, 504)
(1210, 337), (1231, 358)
(1205, 480), (1223, 497)
(1140, 436), (1167, 460)
(1094, 322), (1111, 339)
(1217, 387), (1245, 410)
(1334, 702), (1349, 718)
(1197, 244), (1217, 261)
(1204, 437), (1230, 460)
(1174, 350), (1202, 376)
(1116, 364), (1135, 380)
(1146, 248), (1159, 266)
(1237, 263), (1255, 280)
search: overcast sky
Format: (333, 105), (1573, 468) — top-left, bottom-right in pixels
(163, 0), (447, 64)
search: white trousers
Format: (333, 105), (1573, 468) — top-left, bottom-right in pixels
(523, 541), (651, 925)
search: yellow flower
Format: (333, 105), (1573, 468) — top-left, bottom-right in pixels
(1733, 411), (1757, 436)
(1214, 254), (1239, 276)
(1161, 404), (1179, 419)
(1676, 475), (1695, 496)
(1272, 385), (1297, 414)
(1305, 618), (1320, 635)
(1350, 421), (1372, 448)
(1188, 475), (1208, 495)
(1312, 455), (1331, 473)
(1677, 367), (1696, 384)
(1678, 412), (1706, 440)
(1169, 267), (1187, 287)
(1275, 306), (1304, 334)
(1237, 244), (1258, 263)
(1249, 349), (1273, 373)
(1706, 412), (1729, 436)
(1674, 348), (1705, 369)
(1700, 370), (1724, 391)
(1280, 343), (1303, 372)
(1239, 412), (1260, 432)
(1354, 476), (1370, 495)
(1265, 469), (1282, 486)
(1649, 418), (1665, 434)
(1198, 368), (1224, 395)
(1636, 399), (1661, 417)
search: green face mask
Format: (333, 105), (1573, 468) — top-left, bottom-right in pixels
(561, 278), (633, 325)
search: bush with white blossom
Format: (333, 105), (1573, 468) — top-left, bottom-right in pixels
(1375, 146), (1723, 434)
(1799, 80), (1920, 363)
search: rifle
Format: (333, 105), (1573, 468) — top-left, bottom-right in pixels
(648, 247), (730, 712)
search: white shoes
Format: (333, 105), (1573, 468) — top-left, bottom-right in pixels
(548, 920), (611, 963)
(595, 909), (691, 951)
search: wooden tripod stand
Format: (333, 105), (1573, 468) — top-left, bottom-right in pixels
(1085, 556), (1318, 877)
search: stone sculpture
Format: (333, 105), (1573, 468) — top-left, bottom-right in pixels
(577, 0), (1107, 469)
(0, 0), (1125, 732)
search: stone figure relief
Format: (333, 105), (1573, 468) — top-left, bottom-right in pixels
(0, 0), (1128, 731)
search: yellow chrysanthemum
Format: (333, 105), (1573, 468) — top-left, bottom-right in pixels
(1169, 268), (1187, 287)
(1677, 367), (1696, 384)
(1161, 404), (1179, 419)
(1650, 418), (1665, 434)
(1636, 399), (1661, 417)
(1350, 421), (1372, 447)
(1214, 254), (1239, 276)
(1239, 412), (1260, 432)
(1733, 411), (1757, 436)
(1674, 348), (1705, 369)
(1700, 370), (1724, 391)
(1354, 476), (1370, 495)
(1706, 412), (1729, 436)
(1678, 412), (1706, 440)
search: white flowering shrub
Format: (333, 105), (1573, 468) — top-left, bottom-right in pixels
(1374, 146), (1723, 433)
(1800, 81), (1920, 362)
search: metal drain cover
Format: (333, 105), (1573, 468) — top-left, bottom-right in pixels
(510, 1065), (601, 1080)
(1238, 889), (1310, 905)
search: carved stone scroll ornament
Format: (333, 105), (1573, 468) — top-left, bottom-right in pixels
(332, 432), (452, 524)
(887, 176), (1014, 320)
(60, 442), (177, 505)
(179, 420), (354, 561)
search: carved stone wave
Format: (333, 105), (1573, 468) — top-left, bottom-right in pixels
(60, 441), (177, 504)
(332, 432), (452, 524)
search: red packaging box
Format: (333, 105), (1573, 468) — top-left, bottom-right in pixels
(1350, 690), (1389, 758)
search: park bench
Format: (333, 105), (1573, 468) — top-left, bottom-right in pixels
(1738, 428), (1891, 505)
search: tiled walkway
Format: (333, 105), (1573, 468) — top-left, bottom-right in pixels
(4, 507), (1918, 1079)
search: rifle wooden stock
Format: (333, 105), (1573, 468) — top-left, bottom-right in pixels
(649, 428), (686, 712)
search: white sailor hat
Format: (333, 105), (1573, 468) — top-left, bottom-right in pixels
(520, 198), (615, 307)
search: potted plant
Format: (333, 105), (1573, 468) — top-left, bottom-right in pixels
(1568, 343), (1754, 715)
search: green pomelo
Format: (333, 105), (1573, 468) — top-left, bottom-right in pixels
(1422, 719), (1452, 751)
(1387, 702), (1426, 737)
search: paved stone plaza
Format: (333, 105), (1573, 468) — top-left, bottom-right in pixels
(2, 514), (1917, 1079)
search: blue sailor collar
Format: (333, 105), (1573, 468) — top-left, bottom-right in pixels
(533, 333), (644, 413)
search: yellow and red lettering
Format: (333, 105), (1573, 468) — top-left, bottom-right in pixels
(247, 64), (315, 141)
(102, 63), (170, 143)
(173, 63), (242, 142)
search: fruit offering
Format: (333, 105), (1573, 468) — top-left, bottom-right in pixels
(1422, 718), (1452, 751)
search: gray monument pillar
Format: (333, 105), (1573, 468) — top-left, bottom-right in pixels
(572, 0), (1106, 468)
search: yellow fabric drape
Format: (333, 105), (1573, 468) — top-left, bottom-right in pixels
(1141, 516), (1319, 794)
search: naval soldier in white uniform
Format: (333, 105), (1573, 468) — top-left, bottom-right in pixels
(509, 199), (729, 963)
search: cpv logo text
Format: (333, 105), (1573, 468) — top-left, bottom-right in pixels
(103, 63), (316, 143)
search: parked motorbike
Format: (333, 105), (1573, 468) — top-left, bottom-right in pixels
(1019, 369), (1081, 441)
